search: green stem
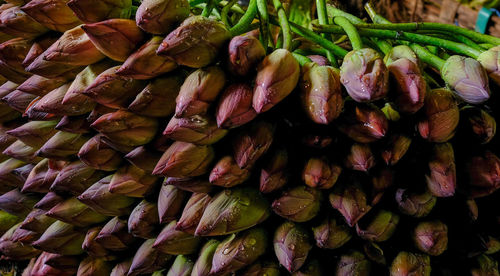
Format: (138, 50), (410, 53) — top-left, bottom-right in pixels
(272, 0), (292, 50)
(293, 48), (328, 57)
(416, 30), (485, 51)
(221, 0), (238, 26)
(327, 6), (364, 24)
(333, 16), (363, 50)
(410, 44), (445, 70)
(375, 40), (392, 55)
(230, 0), (257, 36)
(292, 52), (313, 66)
(316, 0), (337, 66)
(201, 0), (216, 17)
(480, 43), (495, 49)
(256, 0), (269, 52)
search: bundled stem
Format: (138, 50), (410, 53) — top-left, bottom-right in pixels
(272, 0), (292, 50)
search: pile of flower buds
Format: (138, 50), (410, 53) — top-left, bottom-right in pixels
(0, 0), (498, 275)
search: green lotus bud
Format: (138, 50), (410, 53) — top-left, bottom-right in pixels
(91, 110), (158, 146)
(329, 182), (372, 227)
(302, 157), (341, 189)
(94, 217), (135, 251)
(3, 140), (40, 163)
(82, 227), (108, 257)
(215, 83), (257, 129)
(209, 156), (250, 188)
(0, 188), (39, 217)
(471, 254), (499, 276)
(345, 143), (375, 172)
(164, 115), (227, 145)
(0, 38), (32, 76)
(165, 177), (213, 193)
(0, 210), (20, 235)
(77, 256), (112, 276)
(34, 192), (63, 211)
(381, 134), (412, 166)
(0, 5), (48, 38)
(128, 200), (159, 239)
(300, 63), (343, 124)
(20, 208), (55, 233)
(292, 259), (322, 276)
(21, 0), (82, 32)
(110, 259), (132, 276)
(210, 228), (267, 275)
(128, 74), (182, 116)
(337, 102), (388, 143)
(136, 0), (189, 34)
(124, 146), (161, 173)
(340, 48), (389, 102)
(395, 189), (436, 218)
(413, 220), (448, 256)
(128, 239), (171, 276)
(233, 121), (275, 169)
(37, 131), (89, 160)
(461, 106), (496, 144)
(46, 197), (108, 227)
(78, 175), (135, 216)
(260, 147), (288, 193)
(356, 210), (399, 242)
(390, 252), (431, 276)
(418, 88), (459, 142)
(442, 55), (490, 104)
(196, 187), (269, 236)
(2, 90), (36, 112)
(6, 121), (57, 148)
(157, 16), (231, 68)
(336, 251), (371, 276)
(312, 217), (351, 249)
(191, 239), (219, 276)
(241, 262), (280, 276)
(82, 19), (145, 62)
(165, 255), (193, 276)
(153, 141), (215, 178)
(272, 185), (321, 222)
(253, 49), (300, 113)
(32, 220), (85, 255)
(477, 45), (500, 85)
(426, 143), (456, 197)
(176, 193), (211, 235)
(78, 135), (122, 171)
(67, 0), (133, 23)
(274, 222), (312, 272)
(227, 31), (266, 76)
(153, 220), (200, 255)
(175, 66), (225, 118)
(0, 223), (40, 260)
(50, 160), (106, 195)
(158, 184), (186, 224)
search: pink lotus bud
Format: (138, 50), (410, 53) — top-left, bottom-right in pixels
(77, 256), (112, 276)
(272, 185), (321, 222)
(153, 141), (215, 178)
(426, 143), (456, 197)
(127, 239), (171, 276)
(466, 151), (500, 198)
(209, 156), (250, 188)
(95, 216), (136, 252)
(21, 0), (82, 32)
(227, 32), (266, 76)
(22, 33), (58, 67)
(461, 106), (496, 144)
(0, 81), (18, 98)
(128, 74), (182, 116)
(109, 164), (159, 198)
(25, 57), (83, 79)
(215, 83), (257, 129)
(273, 222), (311, 272)
(82, 227), (108, 257)
(165, 177), (212, 193)
(307, 55), (330, 66)
(32, 220), (85, 255)
(303, 157), (342, 189)
(412, 220), (448, 256)
(128, 200), (159, 239)
(260, 148), (288, 193)
(0, 5), (48, 38)
(329, 183), (372, 227)
(2, 140), (40, 163)
(33, 192), (63, 211)
(46, 197), (108, 227)
(135, 0), (189, 34)
(176, 192), (211, 235)
(50, 160), (106, 195)
(338, 102), (388, 143)
(55, 115), (92, 134)
(67, 0), (133, 23)
(418, 88), (459, 142)
(158, 184), (186, 224)
(233, 121), (275, 169)
(78, 135), (122, 171)
(380, 134), (412, 165)
(2, 90), (36, 112)
(37, 131), (89, 160)
(0, 223), (40, 260)
(124, 146), (162, 173)
(312, 217), (351, 249)
(20, 208), (55, 233)
(22, 158), (63, 193)
(356, 209), (399, 242)
(345, 143), (375, 172)
(28, 252), (76, 276)
(0, 38), (32, 76)
(17, 75), (68, 97)
(163, 114), (228, 145)
(153, 220), (201, 255)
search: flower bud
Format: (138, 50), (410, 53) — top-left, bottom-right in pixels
(91, 110), (158, 146)
(166, 255), (194, 276)
(32, 220), (85, 255)
(109, 164), (159, 198)
(128, 200), (159, 239)
(356, 210), (399, 242)
(46, 197), (108, 227)
(442, 55), (490, 104)
(345, 143), (375, 172)
(2, 90), (36, 112)
(336, 251), (371, 276)
(0, 223), (40, 260)
(0, 81), (18, 98)
(461, 106), (496, 144)
(23, 97), (61, 121)
(260, 147), (288, 193)
(175, 66), (225, 118)
(165, 177), (212, 193)
(0, 60), (31, 83)
(163, 114), (228, 145)
(22, 158), (64, 193)
(272, 185), (321, 222)
(21, 0), (82, 32)
(77, 256), (112, 276)
(28, 252), (75, 276)
(227, 32), (266, 76)
(340, 48), (389, 102)
(128, 239), (171, 276)
(312, 217), (351, 249)
(233, 121), (275, 168)
(300, 63), (343, 124)
(395, 188), (436, 218)
(176, 192), (211, 235)
(209, 156), (250, 188)
(215, 83), (257, 129)
(128, 74), (182, 116)
(390, 252), (431, 276)
(470, 255), (499, 276)
(196, 188), (269, 236)
(19, 208), (55, 233)
(50, 160), (106, 195)
(78, 135), (122, 171)
(153, 141), (215, 178)
(466, 151), (500, 198)
(0, 38), (32, 75)
(82, 227), (108, 257)
(153, 220), (201, 255)
(426, 143), (456, 197)
(292, 259), (322, 276)
(122, 147), (160, 174)
(37, 252), (79, 274)
(274, 222), (312, 272)
(95, 216), (135, 251)
(0, 188), (39, 217)
(3, 140), (40, 163)
(413, 220), (448, 256)
(241, 262), (280, 276)
(33, 192), (63, 211)
(478, 45), (500, 85)
(82, 19), (145, 61)
(418, 88), (459, 142)
(158, 184), (186, 224)
(0, 210), (20, 235)
(37, 131), (89, 160)
(0, 6), (48, 38)
(329, 183), (372, 227)
(22, 33), (59, 67)
(337, 103), (388, 143)
(0, 158), (26, 185)
(191, 239), (219, 276)
(157, 16), (231, 68)
(31, 83), (81, 116)
(67, 0), (133, 23)
(303, 157), (342, 189)
(253, 49), (300, 113)
(110, 259), (132, 276)
(381, 134), (412, 165)
(136, 0), (189, 34)
(6, 120), (57, 148)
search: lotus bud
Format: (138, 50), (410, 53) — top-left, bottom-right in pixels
(175, 66), (225, 118)
(176, 193), (211, 234)
(272, 185), (321, 222)
(337, 103), (388, 143)
(215, 83), (257, 129)
(6, 120), (57, 148)
(227, 32), (266, 76)
(78, 176), (135, 216)
(39, 252), (80, 273)
(157, 16), (231, 67)
(128, 200), (159, 239)
(82, 227), (108, 257)
(22, 158), (64, 193)
(47, 197), (108, 227)
(233, 121), (275, 168)
(82, 19), (145, 61)
(0, 38), (31, 74)
(19, 208), (55, 233)
(381, 134), (412, 165)
(32, 220), (85, 255)
(442, 55), (490, 104)
(195, 188), (269, 236)
(158, 184), (186, 224)
(209, 156), (250, 188)
(355, 210), (399, 242)
(300, 63), (343, 124)
(136, 0), (189, 34)
(50, 160), (106, 195)
(336, 251), (371, 276)
(164, 115), (227, 145)
(0, 81), (18, 98)
(412, 220), (448, 256)
(312, 217), (351, 249)
(124, 146), (161, 173)
(306, 54), (329, 66)
(21, 0), (82, 32)
(0, 223), (40, 260)
(153, 220), (200, 254)
(345, 143), (375, 172)
(292, 259), (322, 276)
(340, 48), (389, 102)
(23, 98), (60, 121)
(471, 255), (499, 276)
(461, 106), (496, 144)
(128, 74), (182, 117)
(77, 256), (112, 276)
(78, 135), (122, 171)
(253, 49), (300, 113)
(390, 252), (431, 276)
(274, 222), (312, 272)
(384, 45), (426, 113)
(210, 228), (267, 275)
(478, 45), (500, 85)
(329, 183), (372, 227)
(109, 164), (159, 198)
(426, 143), (456, 197)
(37, 131), (88, 160)
(12, 163), (34, 180)
(3, 140), (40, 163)
(466, 151), (500, 198)
(2, 90), (36, 112)
(31, 84), (79, 116)
(302, 157), (341, 189)
(110, 259), (132, 276)
(395, 188), (436, 218)
(67, 0), (133, 23)
(34, 192), (63, 211)
(24, 55), (82, 79)
(128, 239), (171, 276)
(22, 33), (58, 67)
(0, 158), (26, 181)
(241, 262), (280, 276)
(28, 252), (75, 276)
(165, 177), (212, 193)
(260, 147), (288, 193)
(0, 60), (31, 83)
(165, 255), (194, 276)
(153, 141), (215, 177)
(191, 239), (219, 276)
(55, 117), (90, 134)
(0, 189), (39, 217)
(0, 210), (20, 235)
(0, 6), (48, 38)
(0, 100), (18, 122)
(418, 88), (459, 142)
(94, 216), (135, 251)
